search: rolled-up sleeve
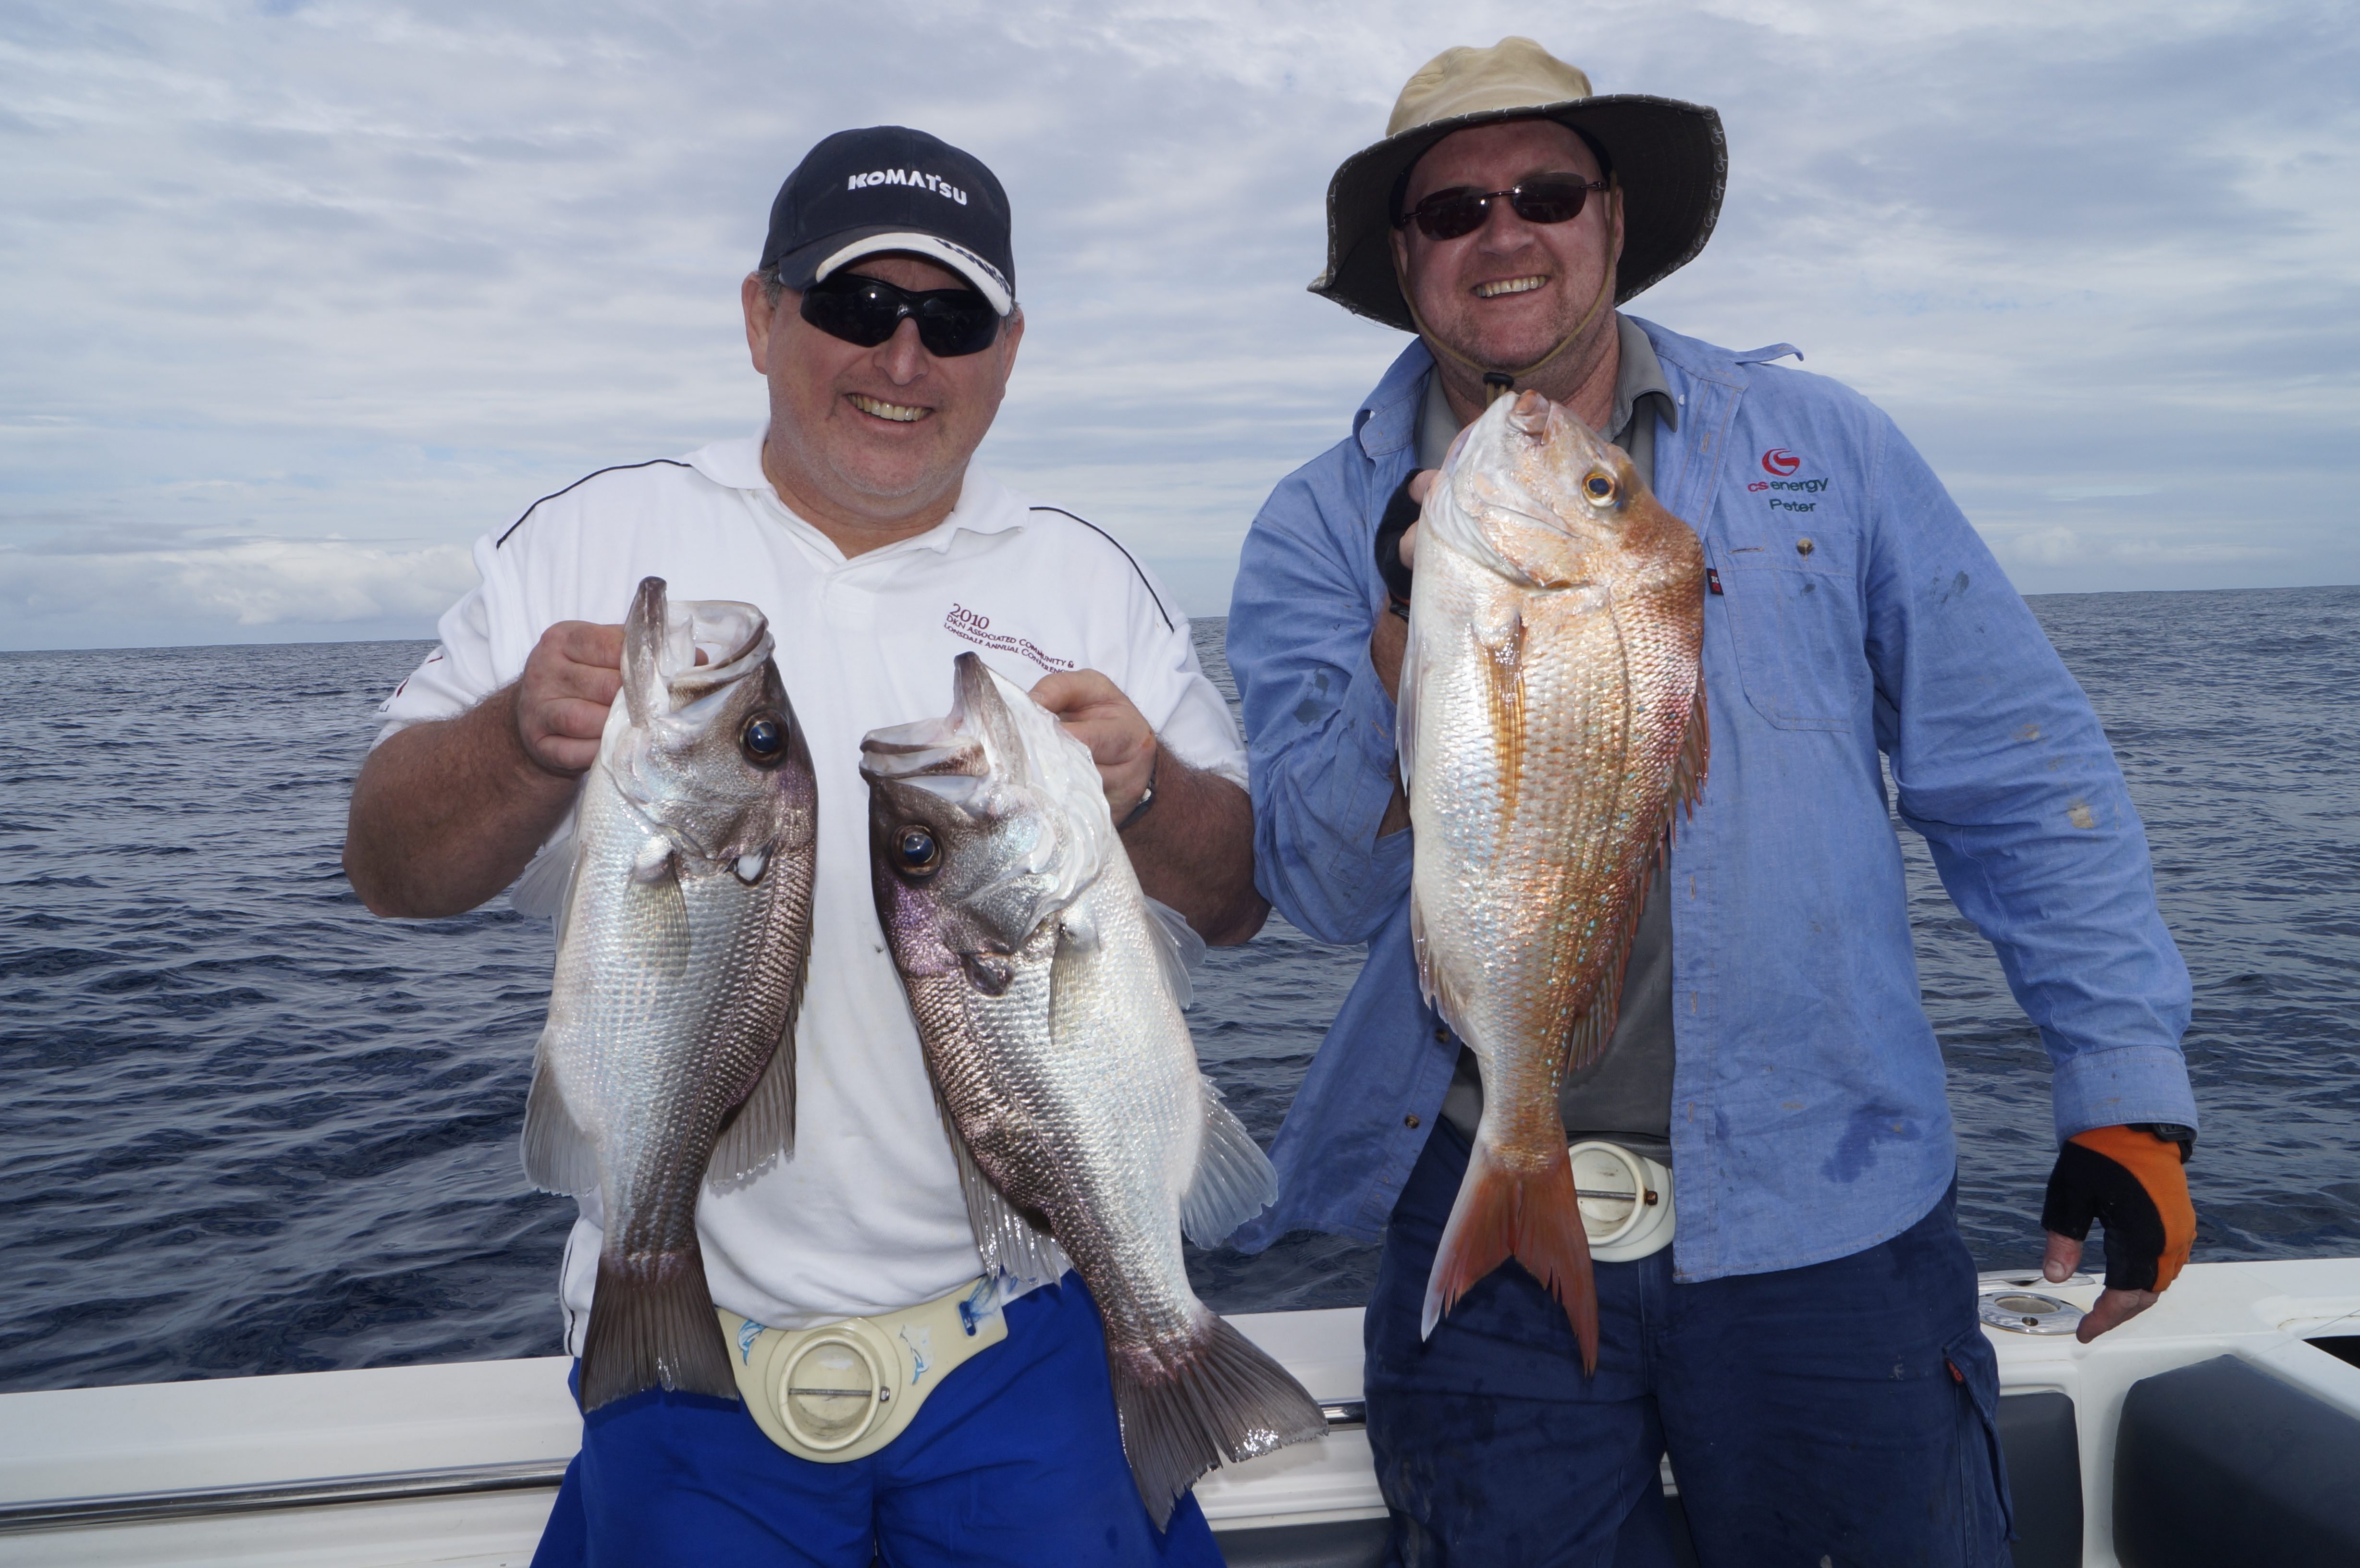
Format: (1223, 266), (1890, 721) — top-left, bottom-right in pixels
(1229, 452), (1414, 947)
(1859, 412), (2198, 1142)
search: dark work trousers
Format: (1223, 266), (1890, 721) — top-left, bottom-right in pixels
(1365, 1120), (2012, 1568)
(530, 1275), (1223, 1568)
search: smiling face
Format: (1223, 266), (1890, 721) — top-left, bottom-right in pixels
(1391, 118), (1622, 386)
(742, 252), (1024, 554)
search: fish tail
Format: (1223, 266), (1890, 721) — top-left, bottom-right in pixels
(578, 1248), (736, 1411)
(1108, 1315), (1327, 1531)
(1420, 1137), (1599, 1372)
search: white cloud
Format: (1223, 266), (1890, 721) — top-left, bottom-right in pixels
(2004, 527), (2085, 567)
(0, 536), (476, 648)
(1, 0), (2355, 645)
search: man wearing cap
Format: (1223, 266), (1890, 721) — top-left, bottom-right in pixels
(1228, 37), (2199, 1565)
(344, 126), (1257, 1566)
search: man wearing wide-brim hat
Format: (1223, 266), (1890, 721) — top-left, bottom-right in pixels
(1227, 37), (2200, 1564)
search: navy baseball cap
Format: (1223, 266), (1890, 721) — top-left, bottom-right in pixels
(760, 126), (1016, 315)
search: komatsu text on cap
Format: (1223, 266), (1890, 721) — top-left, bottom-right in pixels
(761, 126), (1016, 315)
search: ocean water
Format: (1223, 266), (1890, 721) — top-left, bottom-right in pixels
(0, 588), (2354, 1392)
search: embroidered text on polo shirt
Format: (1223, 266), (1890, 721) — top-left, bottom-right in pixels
(943, 604), (1075, 673)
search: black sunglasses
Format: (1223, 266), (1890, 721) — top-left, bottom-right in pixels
(799, 272), (1002, 357)
(1394, 177), (1610, 242)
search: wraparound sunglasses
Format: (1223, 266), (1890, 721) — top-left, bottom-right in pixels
(799, 272), (1003, 358)
(1394, 177), (1611, 242)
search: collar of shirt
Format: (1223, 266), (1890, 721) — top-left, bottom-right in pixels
(684, 432), (1028, 565)
(1413, 313), (1681, 472)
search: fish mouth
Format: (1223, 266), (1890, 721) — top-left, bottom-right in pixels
(1473, 275), (1548, 299)
(859, 655), (1023, 787)
(860, 719), (980, 785)
(620, 578), (776, 727)
(849, 392), (928, 423)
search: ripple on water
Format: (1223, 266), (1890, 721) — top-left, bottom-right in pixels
(0, 588), (2354, 1390)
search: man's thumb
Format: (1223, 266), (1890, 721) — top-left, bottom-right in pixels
(2042, 1230), (2082, 1284)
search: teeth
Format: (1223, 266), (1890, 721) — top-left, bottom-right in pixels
(1474, 276), (1547, 299)
(851, 393), (926, 422)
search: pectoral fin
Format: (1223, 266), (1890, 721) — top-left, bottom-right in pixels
(625, 848), (691, 980)
(1475, 610), (1529, 826)
(521, 1033), (597, 1197)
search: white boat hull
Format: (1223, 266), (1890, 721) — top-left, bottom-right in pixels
(5, 1260), (2359, 1567)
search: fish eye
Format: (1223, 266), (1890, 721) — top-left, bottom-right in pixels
(1583, 470), (1617, 505)
(739, 713), (787, 766)
(892, 825), (941, 877)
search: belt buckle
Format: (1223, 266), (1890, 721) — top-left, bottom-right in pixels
(773, 1322), (896, 1453)
(1567, 1140), (1676, 1262)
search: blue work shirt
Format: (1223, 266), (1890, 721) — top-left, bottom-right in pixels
(1225, 319), (2197, 1282)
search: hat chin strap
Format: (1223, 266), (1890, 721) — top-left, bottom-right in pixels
(1398, 181), (1622, 409)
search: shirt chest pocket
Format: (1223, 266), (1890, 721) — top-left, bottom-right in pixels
(1710, 527), (1867, 733)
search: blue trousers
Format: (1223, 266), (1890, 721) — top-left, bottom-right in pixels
(530, 1274), (1225, 1568)
(1366, 1122), (2011, 1568)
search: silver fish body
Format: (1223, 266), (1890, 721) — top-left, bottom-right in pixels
(861, 654), (1323, 1527)
(522, 576), (817, 1411)
(1401, 391), (1708, 1371)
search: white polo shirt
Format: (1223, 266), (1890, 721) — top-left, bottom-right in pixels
(376, 434), (1245, 1339)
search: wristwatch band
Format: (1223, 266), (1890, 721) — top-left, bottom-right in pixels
(1116, 751), (1160, 832)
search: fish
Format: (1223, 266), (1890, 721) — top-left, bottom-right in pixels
(1399, 390), (1708, 1371)
(860, 653), (1325, 1527)
(519, 576), (818, 1412)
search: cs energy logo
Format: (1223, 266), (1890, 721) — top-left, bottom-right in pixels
(1749, 447), (1827, 509)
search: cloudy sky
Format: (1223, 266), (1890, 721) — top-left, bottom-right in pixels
(3, 0), (2353, 650)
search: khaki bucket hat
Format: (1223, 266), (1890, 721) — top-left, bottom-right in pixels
(1311, 37), (1726, 332)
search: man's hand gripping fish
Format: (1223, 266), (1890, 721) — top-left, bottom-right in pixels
(1401, 391), (1709, 1372)
(520, 577), (818, 1411)
(861, 655), (1325, 1528)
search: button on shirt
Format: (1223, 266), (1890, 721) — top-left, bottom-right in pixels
(1226, 318), (2196, 1281)
(376, 438), (1245, 1337)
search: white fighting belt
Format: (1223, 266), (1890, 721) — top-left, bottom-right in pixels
(721, 1275), (1007, 1463)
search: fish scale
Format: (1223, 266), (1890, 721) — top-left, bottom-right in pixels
(1401, 391), (1708, 1371)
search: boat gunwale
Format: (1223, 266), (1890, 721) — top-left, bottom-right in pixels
(0, 1402), (1369, 1533)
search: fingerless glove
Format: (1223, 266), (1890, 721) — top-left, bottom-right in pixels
(2040, 1124), (2197, 1293)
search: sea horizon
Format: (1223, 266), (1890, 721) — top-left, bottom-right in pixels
(4, 580), (2357, 658)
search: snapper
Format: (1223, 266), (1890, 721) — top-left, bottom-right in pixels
(520, 576), (818, 1411)
(861, 654), (1324, 1528)
(1400, 391), (1709, 1371)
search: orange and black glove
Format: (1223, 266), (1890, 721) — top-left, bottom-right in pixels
(2040, 1123), (2196, 1341)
